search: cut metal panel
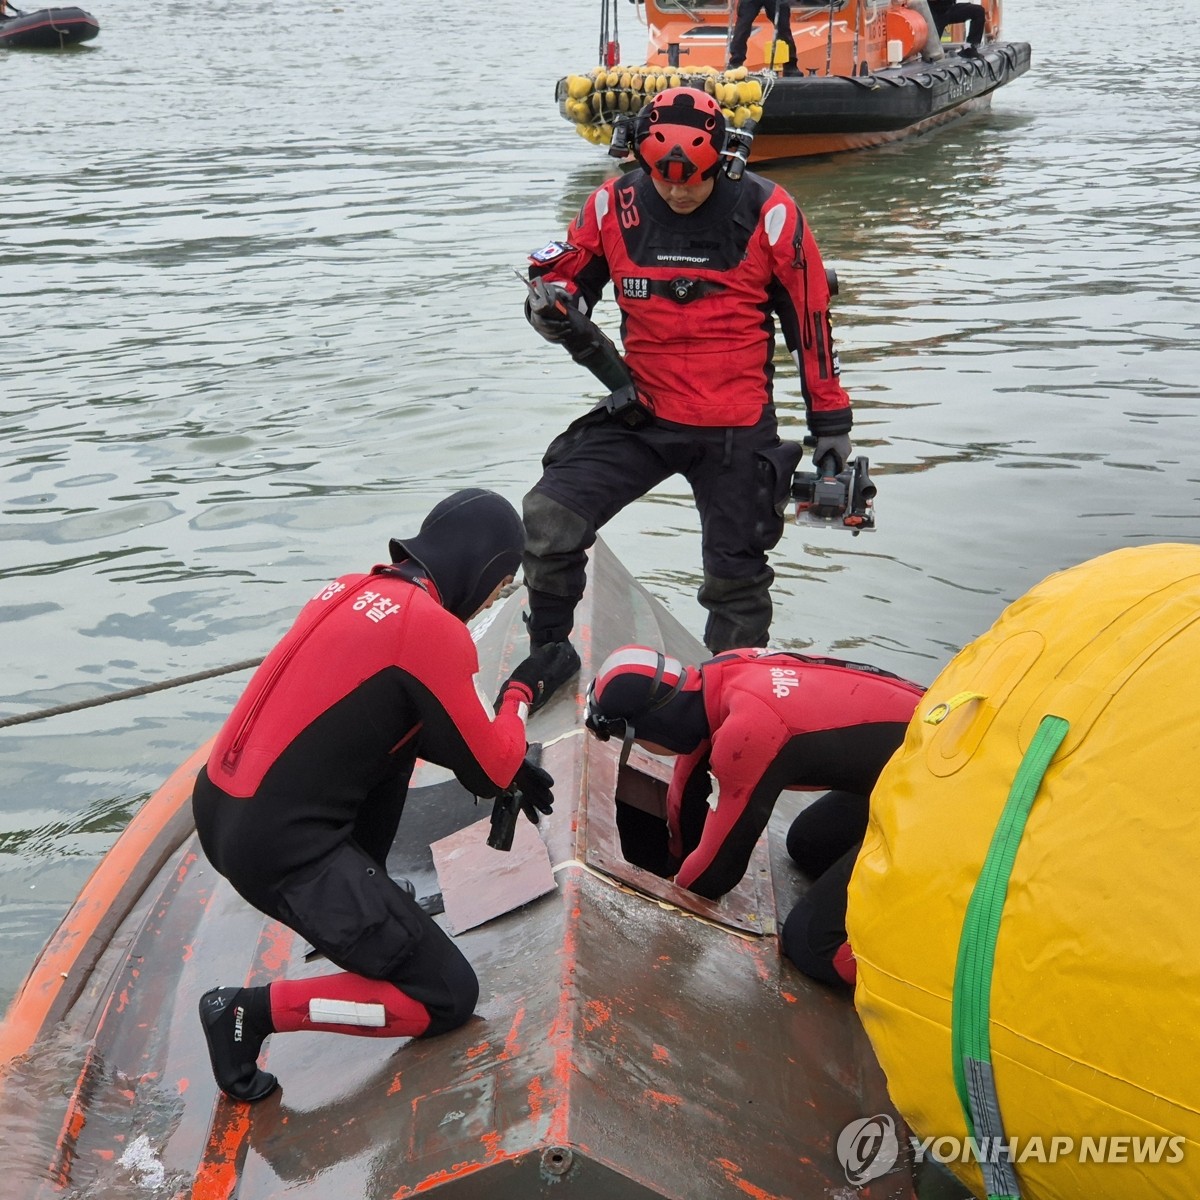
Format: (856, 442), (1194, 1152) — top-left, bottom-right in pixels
(432, 816), (557, 935)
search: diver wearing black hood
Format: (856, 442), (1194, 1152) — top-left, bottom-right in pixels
(191, 490), (554, 1103)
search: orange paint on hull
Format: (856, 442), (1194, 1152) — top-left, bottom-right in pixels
(0, 740), (213, 1065)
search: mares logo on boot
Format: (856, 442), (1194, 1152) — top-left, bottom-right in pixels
(198, 986), (279, 1103)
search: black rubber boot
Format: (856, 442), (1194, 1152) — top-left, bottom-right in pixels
(526, 640), (581, 714)
(199, 986), (279, 1102)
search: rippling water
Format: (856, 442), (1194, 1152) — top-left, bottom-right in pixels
(1, 0), (1198, 1006)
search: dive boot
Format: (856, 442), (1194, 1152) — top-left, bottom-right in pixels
(199, 986), (279, 1102)
(528, 640), (581, 714)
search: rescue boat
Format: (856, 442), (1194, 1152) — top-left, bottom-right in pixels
(557, 0), (1030, 163)
(0, 4), (98, 48)
(0, 539), (931, 1199)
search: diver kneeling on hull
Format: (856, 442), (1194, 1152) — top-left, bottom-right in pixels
(192, 490), (558, 1102)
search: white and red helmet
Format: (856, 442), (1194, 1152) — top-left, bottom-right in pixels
(584, 645), (701, 749)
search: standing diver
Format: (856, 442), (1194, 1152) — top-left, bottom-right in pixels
(512, 87), (855, 711)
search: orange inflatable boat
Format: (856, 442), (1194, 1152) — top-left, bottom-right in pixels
(557, 0), (1030, 163)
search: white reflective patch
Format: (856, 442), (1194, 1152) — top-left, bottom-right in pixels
(595, 188), (610, 221)
(310, 999), (387, 1027)
(764, 202), (788, 246)
(600, 646), (661, 674)
(707, 774), (720, 811)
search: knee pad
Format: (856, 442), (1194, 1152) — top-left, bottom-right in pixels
(698, 570), (774, 652)
(521, 491), (594, 614)
(522, 490), (594, 563)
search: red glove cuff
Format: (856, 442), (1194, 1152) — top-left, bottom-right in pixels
(503, 681), (535, 708)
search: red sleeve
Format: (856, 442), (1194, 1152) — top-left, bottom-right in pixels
(400, 609), (528, 798)
(674, 703), (790, 898)
(763, 189), (853, 436)
(528, 183), (614, 313)
(665, 745), (712, 863)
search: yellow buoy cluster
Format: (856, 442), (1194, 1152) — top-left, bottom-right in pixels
(559, 65), (766, 146)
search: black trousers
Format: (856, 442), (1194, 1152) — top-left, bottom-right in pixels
(779, 790), (869, 986)
(727, 0), (797, 68)
(193, 769), (479, 1035)
(928, 0), (985, 44)
(523, 406), (801, 652)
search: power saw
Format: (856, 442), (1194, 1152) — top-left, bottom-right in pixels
(791, 442), (877, 535)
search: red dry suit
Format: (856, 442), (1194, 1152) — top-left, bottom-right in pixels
(529, 169), (852, 433)
(522, 169), (855, 654)
(202, 567), (526, 813)
(666, 649), (925, 897)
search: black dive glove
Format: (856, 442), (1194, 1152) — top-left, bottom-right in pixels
(495, 651), (545, 713)
(525, 279), (577, 344)
(512, 757), (555, 824)
(487, 749), (555, 851)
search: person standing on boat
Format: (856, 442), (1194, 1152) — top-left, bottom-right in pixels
(583, 645), (924, 986)
(727, 0), (802, 76)
(516, 86), (854, 709)
(191, 489), (558, 1103)
(921, 0), (987, 52)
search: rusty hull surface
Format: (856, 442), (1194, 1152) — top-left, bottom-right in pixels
(0, 539), (919, 1199)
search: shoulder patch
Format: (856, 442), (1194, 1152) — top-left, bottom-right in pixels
(763, 202), (789, 246)
(529, 241), (577, 265)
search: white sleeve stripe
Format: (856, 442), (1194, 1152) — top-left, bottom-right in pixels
(309, 999), (387, 1027)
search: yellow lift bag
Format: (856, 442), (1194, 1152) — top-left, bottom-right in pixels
(848, 543), (1200, 1200)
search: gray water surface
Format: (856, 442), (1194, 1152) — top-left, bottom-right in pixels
(1, 0), (1198, 1007)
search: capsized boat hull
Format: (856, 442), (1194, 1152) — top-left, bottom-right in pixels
(0, 539), (920, 1198)
(0, 6), (98, 48)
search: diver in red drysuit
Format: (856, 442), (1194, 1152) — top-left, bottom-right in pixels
(193, 490), (558, 1102)
(517, 86), (854, 698)
(584, 645), (924, 986)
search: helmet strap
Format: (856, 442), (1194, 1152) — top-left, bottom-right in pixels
(618, 723), (638, 771)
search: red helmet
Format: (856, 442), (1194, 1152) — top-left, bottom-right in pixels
(634, 87), (726, 186)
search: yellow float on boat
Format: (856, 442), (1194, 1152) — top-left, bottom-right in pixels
(849, 543), (1200, 1200)
(561, 64), (765, 145)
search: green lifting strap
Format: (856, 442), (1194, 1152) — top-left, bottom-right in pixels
(950, 713), (1070, 1200)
